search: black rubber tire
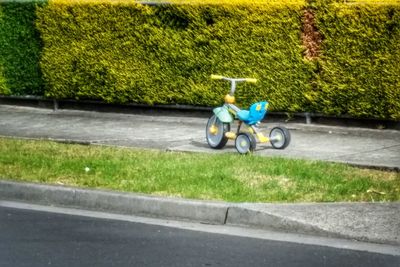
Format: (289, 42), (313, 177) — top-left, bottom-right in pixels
(235, 132), (257, 154)
(269, 126), (291, 149)
(206, 115), (230, 149)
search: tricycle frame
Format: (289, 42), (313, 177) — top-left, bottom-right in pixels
(206, 75), (291, 154)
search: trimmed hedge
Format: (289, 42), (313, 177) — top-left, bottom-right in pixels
(36, 0), (312, 111)
(0, 0), (45, 95)
(310, 0), (400, 120)
(1, 0), (399, 120)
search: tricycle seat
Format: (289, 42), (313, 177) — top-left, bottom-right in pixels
(237, 101), (268, 125)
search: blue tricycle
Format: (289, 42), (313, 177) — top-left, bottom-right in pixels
(206, 75), (291, 154)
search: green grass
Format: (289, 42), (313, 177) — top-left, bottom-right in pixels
(0, 137), (399, 202)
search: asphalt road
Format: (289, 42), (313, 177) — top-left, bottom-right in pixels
(1, 206), (399, 267)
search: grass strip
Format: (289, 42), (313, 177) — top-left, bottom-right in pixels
(0, 137), (399, 202)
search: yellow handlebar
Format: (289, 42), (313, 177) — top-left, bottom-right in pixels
(246, 78), (257, 83)
(211, 74), (223, 80)
(211, 75), (257, 83)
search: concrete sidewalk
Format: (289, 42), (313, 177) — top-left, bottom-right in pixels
(0, 105), (399, 169)
(0, 104), (399, 247)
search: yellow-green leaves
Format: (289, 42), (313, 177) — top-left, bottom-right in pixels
(37, 1), (311, 110)
(313, 1), (400, 119)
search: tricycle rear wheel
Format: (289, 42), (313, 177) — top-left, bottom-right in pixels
(235, 133), (256, 154)
(269, 126), (291, 149)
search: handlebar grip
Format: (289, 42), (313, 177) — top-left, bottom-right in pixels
(246, 78), (257, 83)
(211, 74), (223, 80)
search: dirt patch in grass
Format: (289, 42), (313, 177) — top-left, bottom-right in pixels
(233, 168), (296, 191)
(343, 167), (400, 183)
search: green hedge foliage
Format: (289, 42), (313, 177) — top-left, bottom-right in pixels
(0, 0), (45, 95)
(310, 0), (400, 120)
(36, 0), (312, 112)
(1, 0), (399, 120)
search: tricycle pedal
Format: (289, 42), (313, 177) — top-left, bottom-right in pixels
(256, 132), (269, 143)
(225, 132), (237, 139)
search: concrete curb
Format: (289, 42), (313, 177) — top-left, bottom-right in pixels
(1, 180), (399, 246)
(0, 180), (229, 225)
(226, 205), (400, 246)
(226, 206), (330, 237)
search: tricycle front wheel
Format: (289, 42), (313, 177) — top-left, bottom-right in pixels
(206, 115), (230, 149)
(269, 126), (291, 149)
